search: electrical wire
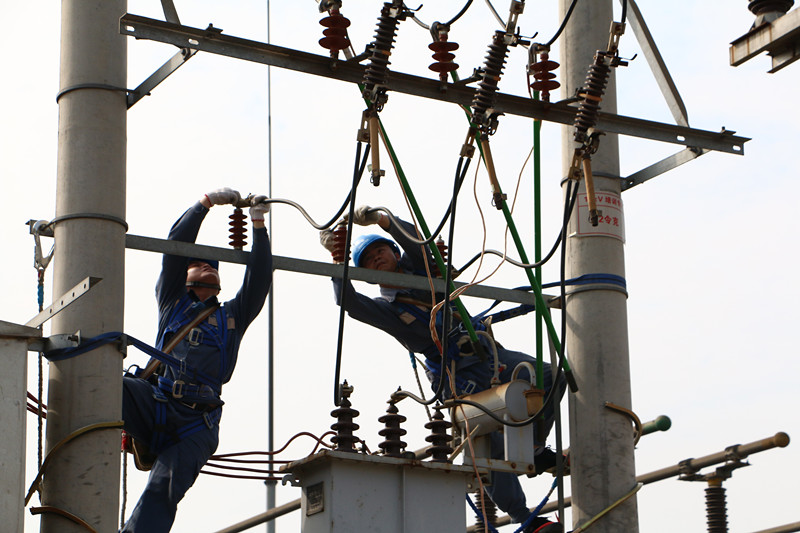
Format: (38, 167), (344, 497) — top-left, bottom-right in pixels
(407, 0), (474, 30)
(483, 0), (505, 27)
(457, 183), (578, 272)
(332, 142), (370, 406)
(444, 179), (577, 428)
(545, 0), (581, 46)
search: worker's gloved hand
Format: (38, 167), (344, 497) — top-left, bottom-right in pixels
(249, 195), (270, 222)
(319, 229), (337, 253)
(350, 205), (381, 226)
(205, 187), (241, 206)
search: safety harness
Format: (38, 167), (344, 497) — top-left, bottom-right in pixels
(125, 295), (233, 470)
(391, 294), (497, 396)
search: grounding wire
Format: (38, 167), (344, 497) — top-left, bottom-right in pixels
(331, 141), (370, 406)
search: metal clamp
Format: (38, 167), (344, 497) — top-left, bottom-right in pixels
(604, 401), (642, 445)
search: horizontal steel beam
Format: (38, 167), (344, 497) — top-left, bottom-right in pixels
(730, 7), (800, 72)
(125, 234), (551, 307)
(120, 14), (749, 155)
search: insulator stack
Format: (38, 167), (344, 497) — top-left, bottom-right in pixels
(530, 52), (560, 102)
(471, 31), (509, 134)
(705, 484), (728, 533)
(432, 235), (448, 277)
(330, 386), (360, 453)
(319, 7), (351, 58)
(428, 32), (459, 84)
(573, 52), (611, 144)
(378, 402), (407, 458)
(331, 222), (348, 263)
(362, 1), (405, 109)
(424, 405), (453, 462)
(228, 208), (247, 249)
(473, 489), (498, 529)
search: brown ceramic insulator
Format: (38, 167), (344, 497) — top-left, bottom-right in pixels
(330, 396), (360, 452)
(319, 8), (351, 56)
(378, 403), (407, 457)
(574, 51), (611, 144)
(471, 31), (509, 133)
(228, 208), (248, 249)
(424, 406), (453, 462)
(428, 36), (459, 83)
(530, 52), (561, 102)
(432, 236), (448, 277)
(332, 223), (348, 263)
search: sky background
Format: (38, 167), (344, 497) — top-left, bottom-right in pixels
(2, 1), (798, 532)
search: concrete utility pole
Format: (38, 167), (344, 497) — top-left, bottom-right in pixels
(41, 1), (127, 531)
(559, 0), (639, 531)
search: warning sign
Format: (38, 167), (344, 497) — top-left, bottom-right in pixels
(574, 191), (625, 242)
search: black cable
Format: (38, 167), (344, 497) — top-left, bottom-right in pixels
(620, 0), (628, 24)
(407, 0), (474, 30)
(545, 0), (581, 46)
(332, 142), (370, 406)
(446, 0), (474, 26)
(435, 156), (468, 403)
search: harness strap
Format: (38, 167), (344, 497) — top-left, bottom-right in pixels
(141, 302), (221, 380)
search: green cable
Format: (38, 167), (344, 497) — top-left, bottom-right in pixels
(533, 91), (544, 390)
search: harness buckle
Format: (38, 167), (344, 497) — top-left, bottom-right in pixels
(461, 380), (478, 395)
(172, 379), (186, 399)
(203, 411), (214, 429)
(188, 327), (203, 346)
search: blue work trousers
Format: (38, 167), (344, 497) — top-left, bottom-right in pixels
(121, 376), (220, 533)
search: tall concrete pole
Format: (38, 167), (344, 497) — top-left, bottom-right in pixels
(42, 1), (127, 531)
(558, 0), (639, 531)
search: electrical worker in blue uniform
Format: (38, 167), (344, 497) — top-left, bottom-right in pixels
(121, 188), (272, 533)
(320, 206), (565, 533)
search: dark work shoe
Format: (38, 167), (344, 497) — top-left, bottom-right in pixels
(524, 517), (563, 533)
(530, 448), (569, 477)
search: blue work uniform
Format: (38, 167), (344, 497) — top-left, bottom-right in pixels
(332, 217), (564, 525)
(122, 202), (272, 533)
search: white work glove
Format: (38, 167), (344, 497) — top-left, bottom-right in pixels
(249, 195), (270, 222)
(349, 205), (381, 226)
(205, 187), (241, 206)
(319, 229), (337, 253)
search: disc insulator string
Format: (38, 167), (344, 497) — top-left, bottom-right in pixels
(319, 7), (351, 59)
(428, 26), (459, 85)
(530, 51), (560, 102)
(228, 208), (248, 249)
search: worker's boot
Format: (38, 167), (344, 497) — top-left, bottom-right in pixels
(524, 517), (563, 533)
